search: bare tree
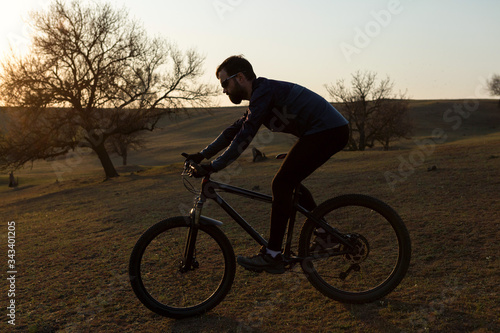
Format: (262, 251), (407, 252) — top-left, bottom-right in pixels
(106, 132), (146, 166)
(486, 74), (500, 107)
(0, 0), (217, 178)
(325, 71), (412, 151)
(370, 99), (413, 150)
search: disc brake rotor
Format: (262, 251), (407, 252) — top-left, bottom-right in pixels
(343, 234), (370, 264)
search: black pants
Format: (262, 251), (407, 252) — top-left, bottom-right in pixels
(267, 124), (349, 251)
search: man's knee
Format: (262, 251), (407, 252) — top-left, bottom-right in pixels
(272, 173), (296, 195)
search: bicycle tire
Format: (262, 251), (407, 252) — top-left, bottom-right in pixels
(298, 194), (411, 303)
(129, 216), (236, 318)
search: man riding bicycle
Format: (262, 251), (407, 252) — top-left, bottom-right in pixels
(185, 55), (348, 274)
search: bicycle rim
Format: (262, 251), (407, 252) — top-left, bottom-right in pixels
(129, 217), (235, 318)
(299, 194), (411, 303)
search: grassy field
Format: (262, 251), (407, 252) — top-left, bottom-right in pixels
(0, 100), (499, 332)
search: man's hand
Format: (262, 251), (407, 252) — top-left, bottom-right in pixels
(184, 152), (205, 164)
(192, 163), (214, 178)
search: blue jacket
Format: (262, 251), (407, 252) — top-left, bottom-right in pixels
(201, 77), (348, 171)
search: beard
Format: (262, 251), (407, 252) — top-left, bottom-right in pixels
(229, 94), (243, 105)
(227, 81), (246, 105)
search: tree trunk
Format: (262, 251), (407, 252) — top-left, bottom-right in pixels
(94, 142), (119, 178)
(8, 172), (18, 187)
(122, 150), (127, 166)
(358, 128), (366, 151)
(383, 139), (390, 151)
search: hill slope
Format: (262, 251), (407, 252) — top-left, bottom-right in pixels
(0, 100), (498, 332)
(2, 99), (498, 184)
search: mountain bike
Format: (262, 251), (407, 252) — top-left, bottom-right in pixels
(129, 154), (411, 318)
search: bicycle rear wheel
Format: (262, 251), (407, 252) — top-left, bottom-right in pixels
(298, 194), (411, 303)
(129, 217), (236, 318)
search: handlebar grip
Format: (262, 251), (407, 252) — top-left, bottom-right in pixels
(181, 152), (189, 158)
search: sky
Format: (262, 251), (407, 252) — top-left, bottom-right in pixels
(1, 0), (499, 106)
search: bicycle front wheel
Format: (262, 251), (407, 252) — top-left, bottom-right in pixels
(298, 194), (411, 303)
(129, 217), (236, 318)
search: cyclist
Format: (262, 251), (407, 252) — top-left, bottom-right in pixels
(185, 55), (349, 274)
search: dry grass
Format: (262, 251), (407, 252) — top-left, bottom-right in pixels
(0, 100), (499, 332)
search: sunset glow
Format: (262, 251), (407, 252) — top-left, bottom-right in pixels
(1, 0), (499, 105)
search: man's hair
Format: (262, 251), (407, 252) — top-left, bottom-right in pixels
(216, 55), (257, 81)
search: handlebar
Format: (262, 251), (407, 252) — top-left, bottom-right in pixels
(181, 153), (209, 178)
(181, 151), (286, 178)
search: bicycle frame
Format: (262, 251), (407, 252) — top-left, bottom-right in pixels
(130, 161), (412, 317)
(185, 175), (353, 263)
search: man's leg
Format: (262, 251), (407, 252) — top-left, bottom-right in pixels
(237, 125), (348, 273)
(267, 125), (349, 251)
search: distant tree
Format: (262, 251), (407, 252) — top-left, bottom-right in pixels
(106, 132), (146, 166)
(486, 74), (500, 107)
(0, 0), (217, 178)
(325, 71), (412, 151)
(370, 99), (413, 150)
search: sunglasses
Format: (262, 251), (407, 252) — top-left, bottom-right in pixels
(220, 72), (244, 89)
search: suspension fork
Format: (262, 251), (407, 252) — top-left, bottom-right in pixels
(180, 196), (204, 272)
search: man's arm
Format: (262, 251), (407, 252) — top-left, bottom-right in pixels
(200, 113), (247, 159)
(209, 83), (274, 171)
